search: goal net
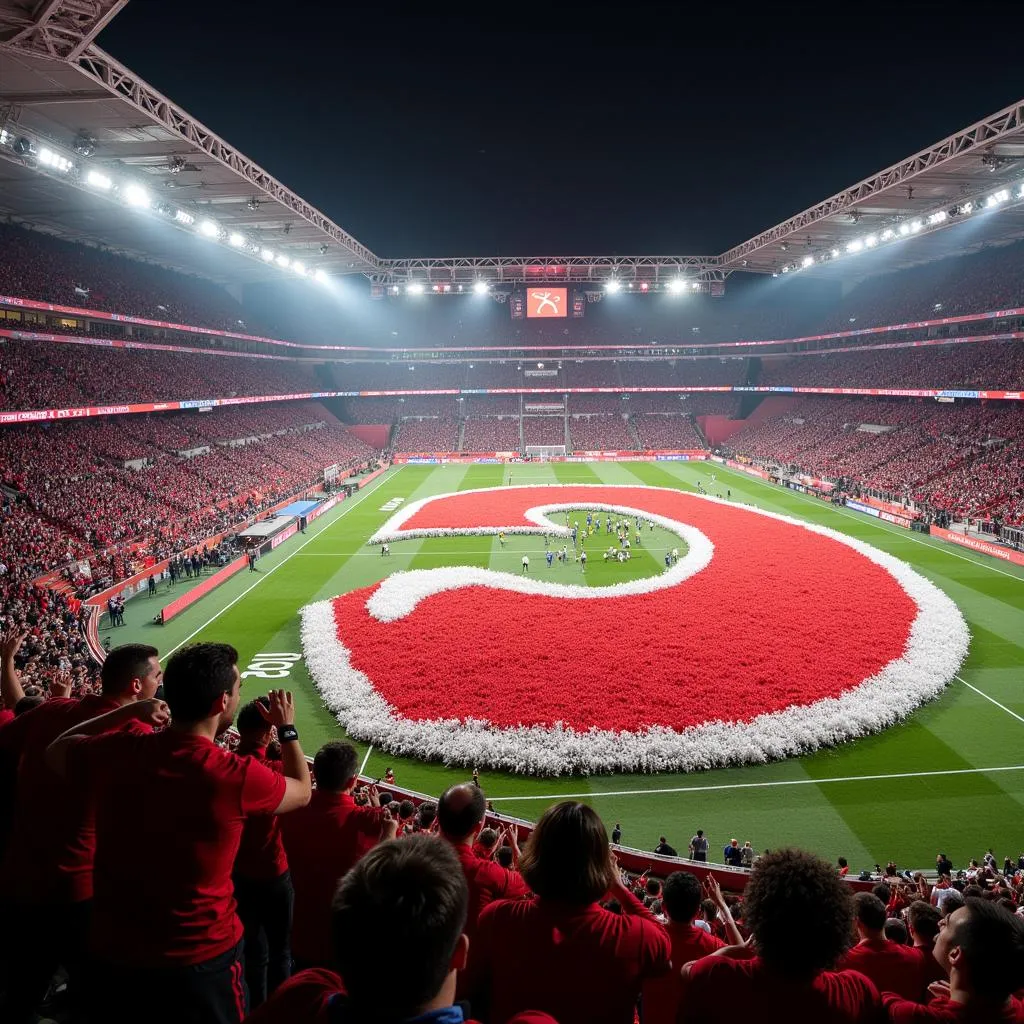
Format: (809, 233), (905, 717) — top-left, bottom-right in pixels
(525, 445), (566, 462)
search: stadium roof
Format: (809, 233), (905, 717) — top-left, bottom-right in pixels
(1, 2), (1024, 288)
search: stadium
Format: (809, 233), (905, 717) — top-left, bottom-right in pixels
(2, 2), (1024, 1022)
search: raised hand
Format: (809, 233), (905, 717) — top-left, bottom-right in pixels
(1, 628), (28, 661)
(135, 697), (171, 729)
(259, 690), (295, 728)
(48, 670), (73, 700)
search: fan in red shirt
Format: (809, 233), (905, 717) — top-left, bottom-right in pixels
(642, 871), (742, 1024)
(905, 901), (948, 1001)
(279, 739), (397, 969)
(0, 640), (161, 1024)
(883, 899), (1024, 1021)
(679, 848), (881, 1024)
(232, 698), (293, 1009)
(839, 892), (924, 1000)
(45, 642), (313, 1024)
(466, 800), (671, 1024)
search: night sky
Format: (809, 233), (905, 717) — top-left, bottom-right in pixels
(97, 2), (1024, 258)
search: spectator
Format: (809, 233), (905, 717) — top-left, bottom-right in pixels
(905, 901), (948, 1001)
(437, 782), (529, 954)
(838, 856), (850, 877)
(611, 822), (622, 845)
(936, 854), (954, 877)
(679, 848), (881, 1023)
(0, 642), (161, 1023)
(838, 892), (922, 999)
(884, 918), (910, 945)
(655, 835), (679, 857)
(689, 828), (709, 862)
(232, 698), (294, 1009)
(643, 872), (742, 1024)
(280, 740), (396, 970)
(45, 643), (311, 1024)
(467, 800), (670, 1024)
(882, 899), (1024, 1021)
(741, 841), (755, 868)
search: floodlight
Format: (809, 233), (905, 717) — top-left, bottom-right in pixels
(605, 280), (621, 293)
(261, 249), (275, 262)
(864, 234), (877, 247)
(831, 248), (840, 258)
(898, 223), (911, 236)
(691, 281), (701, 290)
(314, 269), (329, 284)
(927, 211), (947, 225)
(292, 261), (306, 276)
(228, 232), (245, 247)
(38, 148), (71, 172)
(174, 210), (195, 226)
(473, 280), (489, 295)
(639, 282), (649, 291)
(666, 279), (685, 294)
(86, 170), (112, 190)
(407, 281), (425, 295)
(198, 220), (219, 238)
(275, 254), (290, 268)
(846, 239), (863, 253)
(880, 229), (895, 241)
(124, 183), (150, 207)
(801, 255), (814, 267)
(910, 219), (923, 232)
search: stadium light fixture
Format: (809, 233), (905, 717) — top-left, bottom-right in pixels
(666, 279), (685, 294)
(261, 248), (274, 262)
(473, 280), (489, 295)
(275, 254), (290, 268)
(864, 234), (878, 247)
(228, 231), (245, 247)
(801, 255), (814, 267)
(927, 211), (947, 225)
(604, 280), (621, 293)
(198, 220), (219, 238)
(910, 219), (923, 232)
(292, 261), (306, 276)
(86, 169), (112, 190)
(846, 239), (863, 253)
(880, 228), (895, 241)
(406, 281), (425, 295)
(691, 281), (701, 290)
(314, 269), (329, 284)
(830, 248), (840, 258)
(123, 183), (150, 208)
(37, 147), (72, 173)
(174, 209), (195, 226)
(986, 189), (1010, 207)
(898, 223), (911, 236)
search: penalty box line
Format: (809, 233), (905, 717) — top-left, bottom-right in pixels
(488, 763), (1024, 803)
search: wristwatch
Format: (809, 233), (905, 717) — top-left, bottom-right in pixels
(278, 724), (299, 743)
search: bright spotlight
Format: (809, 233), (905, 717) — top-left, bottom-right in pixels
(927, 211), (947, 225)
(666, 279), (685, 294)
(910, 220), (923, 232)
(407, 281), (425, 295)
(198, 220), (219, 238)
(604, 280), (621, 294)
(228, 232), (245, 247)
(124, 183), (150, 208)
(314, 269), (329, 284)
(38, 148), (71, 172)
(880, 228), (895, 241)
(846, 240), (863, 253)
(691, 281), (701, 290)
(275, 254), (290, 268)
(830, 248), (840, 258)
(261, 249), (275, 262)
(174, 209), (195, 226)
(292, 261), (306, 276)
(801, 255), (814, 267)
(864, 234), (878, 247)
(86, 170), (112, 190)
(898, 223), (911, 236)
(473, 280), (489, 295)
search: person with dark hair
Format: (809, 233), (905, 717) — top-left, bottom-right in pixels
(467, 800), (670, 1023)
(280, 740), (396, 969)
(655, 835), (678, 857)
(906, 901), (946, 1000)
(247, 836), (494, 1024)
(689, 828), (709, 862)
(438, 783), (529, 974)
(232, 698), (294, 1008)
(45, 644), (312, 1024)
(643, 872), (742, 1024)
(885, 918), (910, 945)
(417, 800), (438, 832)
(883, 899), (1024, 1021)
(0, 641), (161, 1024)
(839, 892), (922, 999)
(611, 822), (622, 845)
(680, 849), (881, 1023)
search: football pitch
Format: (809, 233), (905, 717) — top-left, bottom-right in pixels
(112, 460), (1024, 872)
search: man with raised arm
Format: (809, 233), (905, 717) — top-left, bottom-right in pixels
(45, 641), (311, 1024)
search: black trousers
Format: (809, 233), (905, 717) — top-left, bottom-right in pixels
(233, 871), (294, 1008)
(0, 898), (91, 1024)
(91, 940), (248, 1024)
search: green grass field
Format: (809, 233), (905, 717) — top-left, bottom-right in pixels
(111, 460), (1024, 872)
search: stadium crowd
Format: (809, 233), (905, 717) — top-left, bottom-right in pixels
(1, 643), (1024, 1024)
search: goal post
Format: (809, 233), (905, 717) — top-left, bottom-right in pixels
(525, 445), (566, 462)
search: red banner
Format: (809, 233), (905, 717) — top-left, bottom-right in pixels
(930, 527), (1024, 566)
(159, 555), (247, 623)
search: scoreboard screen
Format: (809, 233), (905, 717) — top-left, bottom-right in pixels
(526, 287), (567, 318)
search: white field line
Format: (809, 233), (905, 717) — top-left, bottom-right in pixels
(956, 674), (1024, 725)
(712, 464), (1024, 582)
(359, 745), (374, 776)
(160, 468), (401, 661)
(487, 763), (1024, 802)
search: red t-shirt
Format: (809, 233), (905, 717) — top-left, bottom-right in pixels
(0, 694), (138, 903)
(452, 841), (530, 937)
(467, 887), (671, 1024)
(883, 991), (1024, 1021)
(680, 956), (881, 1024)
(233, 746), (288, 881)
(279, 789), (386, 965)
(909, 943), (947, 1000)
(642, 919), (725, 1024)
(69, 728), (285, 966)
(0, 709), (13, 728)
(839, 938), (924, 1000)
(244, 968), (487, 1024)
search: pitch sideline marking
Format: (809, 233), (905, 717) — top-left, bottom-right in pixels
(956, 675), (1024, 725)
(710, 463), (1024, 583)
(359, 745), (374, 776)
(160, 468), (402, 662)
(487, 763), (1024, 802)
